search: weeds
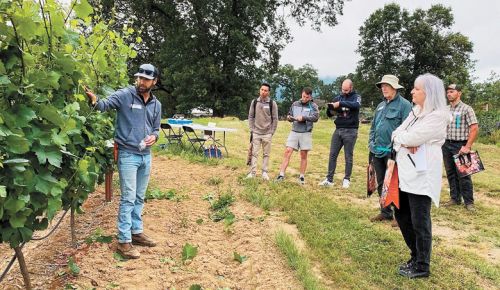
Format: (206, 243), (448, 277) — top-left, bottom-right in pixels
(84, 228), (113, 245)
(275, 230), (322, 290)
(145, 187), (185, 202)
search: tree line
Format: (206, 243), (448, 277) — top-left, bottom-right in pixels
(94, 1), (497, 137)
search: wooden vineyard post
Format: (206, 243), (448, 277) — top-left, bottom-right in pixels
(13, 246), (32, 290)
(105, 169), (113, 202)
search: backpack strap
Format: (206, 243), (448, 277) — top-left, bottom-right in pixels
(252, 98), (274, 124)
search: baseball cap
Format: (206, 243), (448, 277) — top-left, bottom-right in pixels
(134, 64), (158, 80)
(446, 84), (461, 91)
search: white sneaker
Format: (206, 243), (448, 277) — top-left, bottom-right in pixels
(342, 179), (350, 189)
(318, 179), (334, 187)
(262, 172), (270, 181)
(245, 173), (255, 179)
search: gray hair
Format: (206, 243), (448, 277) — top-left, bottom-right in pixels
(414, 73), (447, 115)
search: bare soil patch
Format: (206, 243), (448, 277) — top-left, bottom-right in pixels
(0, 156), (304, 290)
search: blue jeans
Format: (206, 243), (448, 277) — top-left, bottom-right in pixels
(117, 150), (151, 243)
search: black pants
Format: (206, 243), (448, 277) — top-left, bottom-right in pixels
(326, 128), (358, 181)
(442, 140), (474, 205)
(371, 152), (393, 218)
(395, 190), (432, 272)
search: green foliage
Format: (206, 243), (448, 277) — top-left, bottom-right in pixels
(99, 0), (346, 118)
(84, 228), (113, 244)
(206, 177), (223, 186)
(204, 191), (236, 222)
(355, 3), (474, 105)
(476, 110), (500, 144)
(233, 251), (248, 264)
(182, 243), (198, 262)
(0, 0), (135, 248)
(145, 188), (181, 201)
(275, 230), (322, 290)
(189, 285), (202, 290)
(268, 64), (323, 117)
(209, 192), (235, 211)
(67, 257), (80, 276)
(113, 252), (127, 262)
(469, 72), (500, 109)
(211, 208), (235, 223)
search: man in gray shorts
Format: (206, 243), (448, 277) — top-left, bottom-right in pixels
(275, 87), (319, 184)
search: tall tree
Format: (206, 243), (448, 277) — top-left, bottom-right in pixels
(355, 3), (473, 105)
(269, 64), (322, 116)
(96, 0), (346, 118)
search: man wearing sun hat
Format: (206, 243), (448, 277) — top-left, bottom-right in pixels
(85, 64), (162, 259)
(368, 75), (412, 225)
(442, 84), (478, 211)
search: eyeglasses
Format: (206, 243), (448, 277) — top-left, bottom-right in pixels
(138, 68), (155, 76)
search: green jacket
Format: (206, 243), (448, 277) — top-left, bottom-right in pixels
(369, 94), (412, 158)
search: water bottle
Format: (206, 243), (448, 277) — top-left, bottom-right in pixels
(138, 139), (147, 151)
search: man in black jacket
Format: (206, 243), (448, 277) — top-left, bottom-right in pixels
(319, 79), (361, 189)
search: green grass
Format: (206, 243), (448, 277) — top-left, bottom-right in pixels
(275, 230), (323, 290)
(156, 117), (500, 289)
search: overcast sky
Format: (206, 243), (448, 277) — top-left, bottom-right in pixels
(281, 0), (500, 82)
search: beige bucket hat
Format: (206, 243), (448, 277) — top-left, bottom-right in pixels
(376, 75), (404, 89)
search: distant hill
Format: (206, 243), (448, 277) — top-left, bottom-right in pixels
(273, 75), (337, 101)
(320, 76), (337, 85)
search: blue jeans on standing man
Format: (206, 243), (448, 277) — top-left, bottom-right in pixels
(117, 150), (151, 243)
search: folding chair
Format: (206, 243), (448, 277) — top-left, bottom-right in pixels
(182, 125), (206, 153)
(160, 123), (183, 148)
(203, 122), (219, 142)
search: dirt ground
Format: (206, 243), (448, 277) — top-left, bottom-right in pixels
(0, 155), (303, 290)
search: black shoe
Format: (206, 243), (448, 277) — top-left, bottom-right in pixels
(398, 259), (415, 272)
(275, 175), (285, 182)
(399, 265), (430, 279)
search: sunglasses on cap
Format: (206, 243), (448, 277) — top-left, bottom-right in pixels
(138, 68), (156, 76)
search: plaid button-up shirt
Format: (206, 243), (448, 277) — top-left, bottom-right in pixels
(446, 101), (478, 141)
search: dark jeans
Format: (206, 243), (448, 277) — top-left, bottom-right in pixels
(395, 190), (432, 272)
(326, 128), (358, 181)
(442, 140), (474, 205)
(371, 152), (393, 219)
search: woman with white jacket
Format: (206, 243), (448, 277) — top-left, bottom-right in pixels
(388, 73), (450, 279)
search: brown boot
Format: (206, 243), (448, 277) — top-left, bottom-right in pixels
(132, 233), (157, 247)
(116, 242), (140, 259)
(370, 213), (391, 222)
(391, 218), (399, 227)
(465, 203), (476, 212)
(442, 199), (461, 207)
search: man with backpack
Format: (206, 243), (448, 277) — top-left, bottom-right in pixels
(247, 83), (279, 180)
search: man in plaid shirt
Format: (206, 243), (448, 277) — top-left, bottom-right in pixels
(442, 84), (479, 211)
